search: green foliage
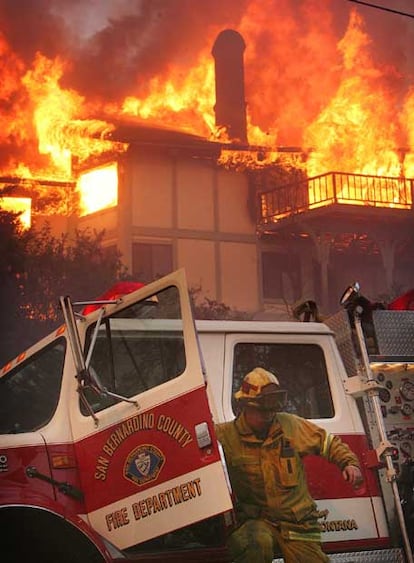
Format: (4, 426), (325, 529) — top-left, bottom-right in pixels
(190, 286), (251, 320)
(0, 214), (128, 365)
(22, 224), (127, 322)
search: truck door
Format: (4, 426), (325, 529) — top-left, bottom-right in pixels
(68, 270), (233, 550)
(0, 336), (67, 507)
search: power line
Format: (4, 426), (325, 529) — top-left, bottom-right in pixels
(348, 0), (414, 19)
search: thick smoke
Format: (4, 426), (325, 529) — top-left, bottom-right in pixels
(0, 0), (73, 64)
(0, 0), (250, 100)
(1, 0), (412, 102)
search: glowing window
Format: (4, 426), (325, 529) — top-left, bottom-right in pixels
(0, 197), (31, 228)
(77, 162), (118, 216)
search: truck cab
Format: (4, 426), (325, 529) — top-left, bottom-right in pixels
(195, 319), (396, 559)
(0, 270), (233, 562)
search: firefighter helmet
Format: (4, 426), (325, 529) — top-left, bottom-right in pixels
(234, 367), (287, 411)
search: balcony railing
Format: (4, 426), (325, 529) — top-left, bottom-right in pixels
(259, 172), (414, 225)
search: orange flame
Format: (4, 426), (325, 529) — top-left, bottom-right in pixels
(21, 54), (79, 177)
(0, 2), (413, 220)
(402, 88), (414, 178)
(21, 53), (126, 180)
(121, 51), (216, 138)
(304, 10), (404, 180)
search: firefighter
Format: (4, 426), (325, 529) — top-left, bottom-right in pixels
(215, 367), (364, 563)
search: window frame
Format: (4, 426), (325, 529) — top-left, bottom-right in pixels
(222, 334), (335, 422)
(82, 285), (186, 414)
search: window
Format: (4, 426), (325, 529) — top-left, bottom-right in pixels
(261, 251), (301, 301)
(231, 342), (334, 418)
(0, 338), (66, 434)
(83, 285), (186, 413)
(132, 243), (173, 283)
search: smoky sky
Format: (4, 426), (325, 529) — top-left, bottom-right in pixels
(0, 0), (250, 100)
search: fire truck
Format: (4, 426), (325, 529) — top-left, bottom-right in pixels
(0, 269), (413, 562)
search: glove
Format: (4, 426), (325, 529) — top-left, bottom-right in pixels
(342, 465), (364, 489)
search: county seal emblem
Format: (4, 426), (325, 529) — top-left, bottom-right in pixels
(124, 444), (165, 486)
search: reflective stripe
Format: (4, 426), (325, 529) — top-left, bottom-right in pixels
(288, 530), (322, 542)
(322, 432), (333, 458)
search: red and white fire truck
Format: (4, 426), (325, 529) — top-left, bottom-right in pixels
(0, 269), (413, 562)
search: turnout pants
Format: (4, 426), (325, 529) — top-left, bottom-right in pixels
(228, 518), (330, 563)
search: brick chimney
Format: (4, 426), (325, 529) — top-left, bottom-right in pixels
(212, 29), (247, 144)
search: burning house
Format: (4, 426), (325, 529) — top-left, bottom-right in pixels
(0, 1), (413, 314)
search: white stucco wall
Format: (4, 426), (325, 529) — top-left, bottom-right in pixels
(76, 207), (118, 235)
(176, 238), (217, 299)
(131, 155), (173, 228)
(177, 160), (215, 231)
(75, 150), (262, 313)
(217, 170), (254, 234)
(220, 241), (259, 311)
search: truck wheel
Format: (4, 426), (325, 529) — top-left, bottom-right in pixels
(1, 507), (106, 563)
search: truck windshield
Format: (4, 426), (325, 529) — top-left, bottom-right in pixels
(83, 285), (186, 413)
(0, 338), (66, 434)
(232, 342), (334, 418)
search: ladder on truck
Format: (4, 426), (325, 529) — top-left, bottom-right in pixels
(327, 285), (414, 563)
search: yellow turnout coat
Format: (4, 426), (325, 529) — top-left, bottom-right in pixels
(216, 412), (360, 541)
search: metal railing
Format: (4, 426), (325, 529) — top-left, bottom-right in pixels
(259, 172), (414, 225)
